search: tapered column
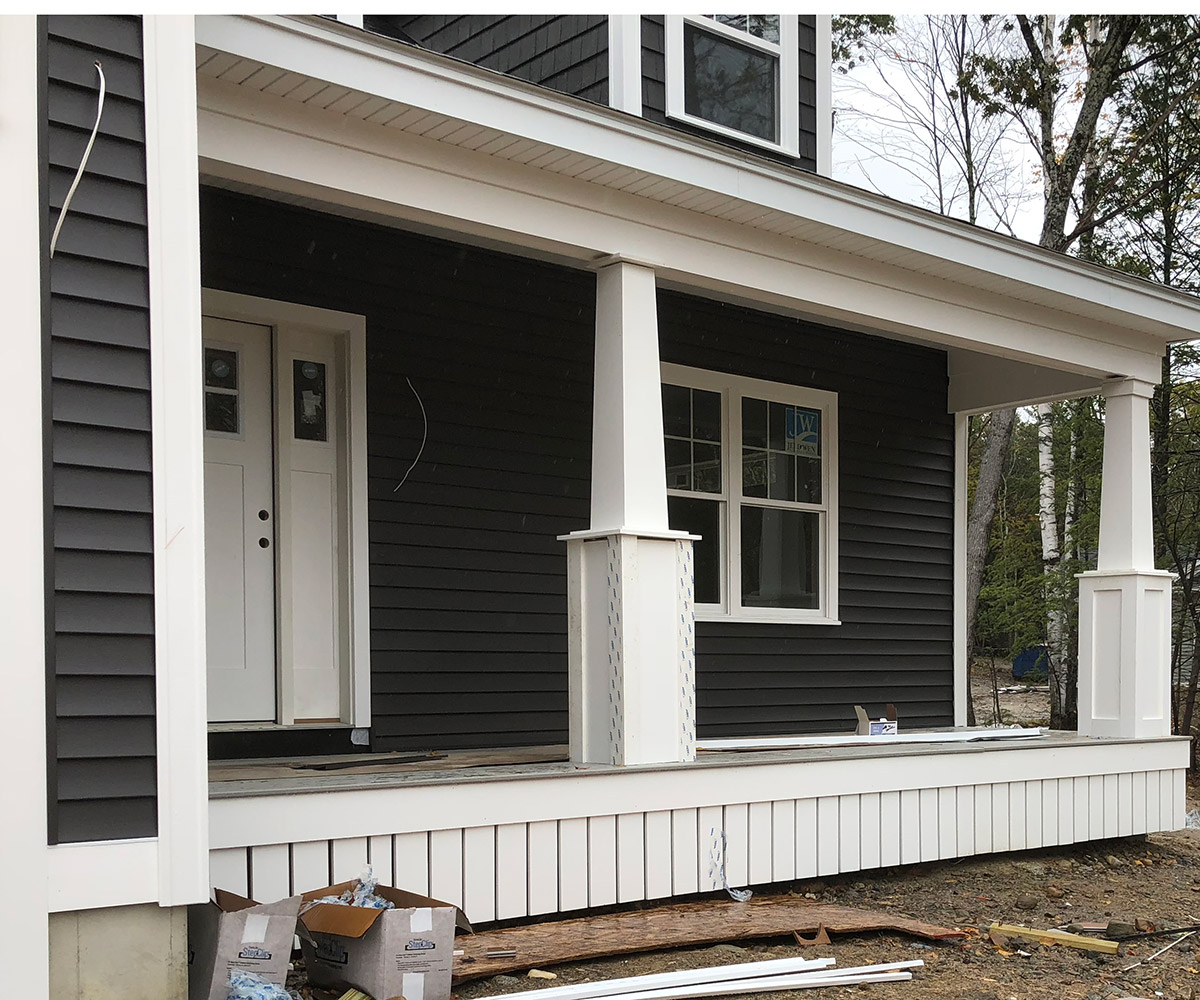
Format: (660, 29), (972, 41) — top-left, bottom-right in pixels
(1078, 378), (1172, 738)
(562, 261), (696, 765)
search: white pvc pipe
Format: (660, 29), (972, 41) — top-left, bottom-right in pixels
(697, 728), (1042, 751)
(608, 970), (914, 1000)
(471, 955), (835, 1000)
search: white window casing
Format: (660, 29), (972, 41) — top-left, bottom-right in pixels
(665, 14), (800, 157)
(661, 363), (838, 624)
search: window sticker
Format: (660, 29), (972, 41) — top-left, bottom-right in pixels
(293, 359), (327, 442)
(785, 407), (820, 458)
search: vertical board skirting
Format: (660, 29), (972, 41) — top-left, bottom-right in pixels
(212, 767), (1186, 922)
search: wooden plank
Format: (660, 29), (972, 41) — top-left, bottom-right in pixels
(368, 835), (394, 887)
(1074, 776), (1090, 843)
(991, 783), (1009, 852)
(463, 826), (497, 923)
(899, 789), (920, 865)
(794, 799), (817, 879)
(918, 789), (938, 862)
(291, 840), (329, 894)
(1176, 769), (1187, 829)
(454, 896), (964, 981)
(1057, 777), (1075, 844)
(393, 831), (429, 895)
(528, 820), (558, 915)
(771, 800), (795, 882)
(495, 823), (528, 920)
(816, 797), (838, 876)
(1089, 775), (1105, 840)
(954, 786), (974, 857)
(644, 810), (673, 900)
(558, 817), (588, 911)
(1146, 770), (1162, 833)
(1131, 772), (1148, 836)
(588, 815), (618, 907)
(671, 809), (699, 895)
(973, 784), (992, 855)
(859, 793), (881, 870)
(879, 791), (900, 868)
(249, 843), (291, 902)
(331, 837), (369, 884)
(429, 828), (464, 908)
(722, 803), (749, 888)
(1008, 782), (1027, 851)
(210, 847), (249, 897)
(616, 813), (646, 903)
(1117, 772), (1134, 838)
(1103, 774), (1119, 838)
(748, 802), (773, 886)
(838, 795), (860, 872)
(1040, 779), (1058, 847)
(698, 806), (724, 891)
(1025, 780), (1042, 850)
(987, 922), (1118, 955)
(937, 787), (956, 859)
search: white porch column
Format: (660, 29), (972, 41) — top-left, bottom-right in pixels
(562, 261), (697, 766)
(1078, 378), (1172, 738)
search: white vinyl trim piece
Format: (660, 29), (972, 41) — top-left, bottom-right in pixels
(1, 14), (49, 987)
(814, 15), (832, 177)
(953, 411), (969, 726)
(608, 15), (643, 116)
(144, 13), (212, 907)
(47, 840), (161, 913)
(696, 729), (1044, 751)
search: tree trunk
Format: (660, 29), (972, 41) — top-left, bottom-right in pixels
(964, 408), (1017, 727)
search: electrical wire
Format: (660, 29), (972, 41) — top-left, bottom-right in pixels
(50, 61), (106, 258)
(392, 376), (428, 492)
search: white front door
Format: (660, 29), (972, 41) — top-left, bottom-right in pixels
(203, 318), (277, 721)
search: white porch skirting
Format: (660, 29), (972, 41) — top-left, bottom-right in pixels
(208, 735), (1187, 925)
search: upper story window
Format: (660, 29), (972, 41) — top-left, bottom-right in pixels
(662, 363), (838, 624)
(665, 14), (800, 156)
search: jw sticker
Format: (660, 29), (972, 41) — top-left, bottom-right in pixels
(785, 407), (820, 458)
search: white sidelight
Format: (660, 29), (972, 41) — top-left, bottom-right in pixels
(1078, 378), (1173, 738)
(562, 260), (697, 766)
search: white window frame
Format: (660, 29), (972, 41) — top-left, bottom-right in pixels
(665, 14), (800, 157)
(662, 363), (838, 625)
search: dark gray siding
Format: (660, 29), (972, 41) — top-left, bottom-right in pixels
(365, 16), (609, 106)
(43, 15), (157, 843)
(657, 291), (954, 734)
(641, 15), (819, 173)
(200, 188), (594, 751)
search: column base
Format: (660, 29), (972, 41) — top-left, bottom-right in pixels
(1078, 569), (1173, 739)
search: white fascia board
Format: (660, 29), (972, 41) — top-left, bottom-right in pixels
(47, 840), (160, 913)
(194, 14), (1200, 344)
(196, 79), (1164, 383)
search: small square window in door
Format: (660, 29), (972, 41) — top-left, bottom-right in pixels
(293, 359), (327, 441)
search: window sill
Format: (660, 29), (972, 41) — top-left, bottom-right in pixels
(695, 610), (841, 626)
(666, 109), (798, 158)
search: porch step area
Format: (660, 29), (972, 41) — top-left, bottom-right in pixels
(207, 732), (1188, 926)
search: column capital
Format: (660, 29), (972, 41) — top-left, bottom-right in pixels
(589, 253), (660, 273)
(1101, 377), (1157, 400)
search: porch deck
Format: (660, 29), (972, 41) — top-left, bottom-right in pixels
(207, 731), (1188, 926)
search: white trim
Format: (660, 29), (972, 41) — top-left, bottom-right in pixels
(608, 15), (643, 116)
(661, 362), (838, 623)
(814, 15), (832, 177)
(665, 15), (800, 157)
(953, 412), (968, 726)
(201, 290), (372, 728)
(47, 840), (160, 913)
(1, 14), (49, 988)
(333, 14), (364, 30)
(144, 12), (210, 909)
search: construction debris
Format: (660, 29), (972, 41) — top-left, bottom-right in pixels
(454, 897), (961, 981)
(1121, 930), (1197, 973)
(696, 727), (1043, 751)
(987, 922), (1119, 955)
(793, 926), (831, 947)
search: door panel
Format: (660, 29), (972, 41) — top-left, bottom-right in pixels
(203, 317), (276, 722)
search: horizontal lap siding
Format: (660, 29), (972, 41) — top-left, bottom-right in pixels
(368, 16), (609, 105)
(641, 15), (819, 174)
(43, 15), (157, 843)
(657, 291), (954, 736)
(200, 189), (594, 751)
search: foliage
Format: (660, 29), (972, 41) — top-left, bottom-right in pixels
(831, 15), (895, 73)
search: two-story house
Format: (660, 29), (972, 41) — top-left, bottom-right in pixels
(4, 14), (1195, 998)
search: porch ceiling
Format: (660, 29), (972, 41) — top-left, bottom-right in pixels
(194, 15), (1200, 394)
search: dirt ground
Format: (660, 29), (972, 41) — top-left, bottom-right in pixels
(972, 659), (1052, 728)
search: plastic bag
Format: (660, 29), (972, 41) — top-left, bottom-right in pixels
(225, 969), (297, 1000)
(309, 865), (394, 910)
(1185, 808), (1200, 829)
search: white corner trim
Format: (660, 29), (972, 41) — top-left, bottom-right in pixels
(47, 840), (160, 913)
(814, 15), (832, 177)
(144, 13), (210, 909)
(953, 412), (968, 726)
(608, 15), (642, 116)
(2, 14), (49, 988)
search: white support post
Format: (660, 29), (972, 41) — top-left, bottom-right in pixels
(1078, 378), (1172, 738)
(562, 261), (696, 766)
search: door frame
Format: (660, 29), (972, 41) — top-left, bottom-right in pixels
(201, 288), (372, 728)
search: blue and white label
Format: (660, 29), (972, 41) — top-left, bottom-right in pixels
(785, 407), (820, 458)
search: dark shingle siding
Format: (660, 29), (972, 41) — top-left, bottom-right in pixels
(43, 14), (156, 844)
(366, 15), (609, 105)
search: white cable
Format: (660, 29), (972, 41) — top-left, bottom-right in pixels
(50, 61), (106, 258)
(392, 376), (428, 492)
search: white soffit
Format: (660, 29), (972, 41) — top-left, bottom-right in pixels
(192, 15), (1200, 349)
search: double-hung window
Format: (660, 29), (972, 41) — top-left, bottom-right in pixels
(662, 364), (837, 623)
(665, 14), (800, 156)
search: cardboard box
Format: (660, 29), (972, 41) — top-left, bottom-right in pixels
(188, 889), (302, 1000)
(298, 882), (471, 1000)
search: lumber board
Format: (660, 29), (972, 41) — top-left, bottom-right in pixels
(988, 922), (1119, 954)
(453, 896), (962, 981)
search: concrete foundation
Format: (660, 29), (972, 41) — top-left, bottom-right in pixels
(50, 903), (188, 1000)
